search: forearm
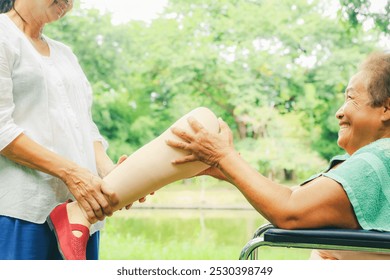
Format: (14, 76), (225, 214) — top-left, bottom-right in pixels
(168, 113), (357, 229)
(0, 133), (79, 181)
(218, 151), (293, 227)
(93, 141), (115, 178)
(1, 134), (119, 222)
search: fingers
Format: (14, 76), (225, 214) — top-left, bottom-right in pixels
(91, 195), (111, 220)
(170, 126), (194, 142)
(69, 177), (107, 222)
(171, 154), (197, 164)
(90, 182), (118, 220)
(187, 116), (204, 133)
(218, 117), (234, 145)
(170, 117), (204, 142)
(84, 181), (115, 221)
(168, 115), (227, 166)
(65, 167), (120, 222)
(117, 154), (127, 165)
(122, 193), (153, 211)
(88, 194), (106, 220)
(166, 139), (190, 150)
(124, 192), (154, 210)
(218, 118), (230, 133)
(101, 183), (119, 206)
(77, 197), (98, 224)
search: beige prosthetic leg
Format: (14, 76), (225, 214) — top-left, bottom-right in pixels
(48, 107), (219, 259)
(69, 107), (219, 225)
(105, 106), (219, 210)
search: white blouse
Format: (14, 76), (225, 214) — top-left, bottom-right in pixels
(0, 14), (106, 232)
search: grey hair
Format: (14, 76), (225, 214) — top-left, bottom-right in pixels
(359, 51), (390, 107)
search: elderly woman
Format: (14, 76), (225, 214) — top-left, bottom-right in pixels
(168, 51), (390, 260)
(48, 52), (389, 260)
(0, 0), (120, 260)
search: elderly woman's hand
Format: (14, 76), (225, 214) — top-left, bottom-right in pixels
(197, 166), (228, 181)
(166, 117), (235, 168)
(61, 167), (119, 223)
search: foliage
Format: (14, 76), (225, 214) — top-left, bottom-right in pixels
(235, 110), (327, 182)
(339, 0), (390, 34)
(45, 0), (388, 179)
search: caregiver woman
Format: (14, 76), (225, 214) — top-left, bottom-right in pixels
(0, 0), (120, 259)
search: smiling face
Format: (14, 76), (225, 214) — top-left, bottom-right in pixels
(12, 0), (74, 24)
(28, 0), (73, 23)
(47, 0), (73, 21)
(335, 71), (387, 154)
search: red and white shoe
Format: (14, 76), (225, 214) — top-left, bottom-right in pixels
(47, 202), (90, 260)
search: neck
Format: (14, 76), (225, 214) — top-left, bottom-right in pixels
(8, 4), (45, 40)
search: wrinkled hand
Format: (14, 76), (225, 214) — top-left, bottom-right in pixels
(166, 117), (235, 167)
(197, 166), (227, 181)
(62, 167), (119, 223)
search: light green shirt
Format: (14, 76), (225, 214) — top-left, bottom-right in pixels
(302, 138), (390, 231)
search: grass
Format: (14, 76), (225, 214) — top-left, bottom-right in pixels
(99, 179), (311, 260)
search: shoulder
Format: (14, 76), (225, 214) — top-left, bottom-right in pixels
(0, 14), (17, 42)
(349, 138), (390, 169)
(356, 138), (390, 156)
(0, 14), (10, 31)
(0, 14), (13, 42)
(0, 16), (17, 60)
(325, 138), (389, 184)
(324, 139), (390, 231)
(0, 15), (24, 58)
(328, 153), (350, 169)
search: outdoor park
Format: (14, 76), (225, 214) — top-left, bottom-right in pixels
(99, 179), (311, 259)
(45, 0), (389, 259)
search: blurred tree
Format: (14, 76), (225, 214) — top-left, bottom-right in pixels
(339, 0), (389, 34)
(44, 0), (385, 180)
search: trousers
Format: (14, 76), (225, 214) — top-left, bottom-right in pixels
(0, 215), (99, 260)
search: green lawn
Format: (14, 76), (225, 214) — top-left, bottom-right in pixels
(99, 180), (311, 260)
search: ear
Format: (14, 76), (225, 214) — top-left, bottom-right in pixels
(382, 98), (390, 122)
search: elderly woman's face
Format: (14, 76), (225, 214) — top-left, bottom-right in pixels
(34, 0), (73, 22)
(51, 0), (73, 19)
(335, 71), (385, 154)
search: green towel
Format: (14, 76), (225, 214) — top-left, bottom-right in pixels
(322, 138), (390, 231)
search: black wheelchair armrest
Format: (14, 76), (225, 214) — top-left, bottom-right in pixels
(239, 224), (390, 260)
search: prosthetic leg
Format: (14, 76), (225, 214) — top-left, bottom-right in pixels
(47, 107), (219, 259)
